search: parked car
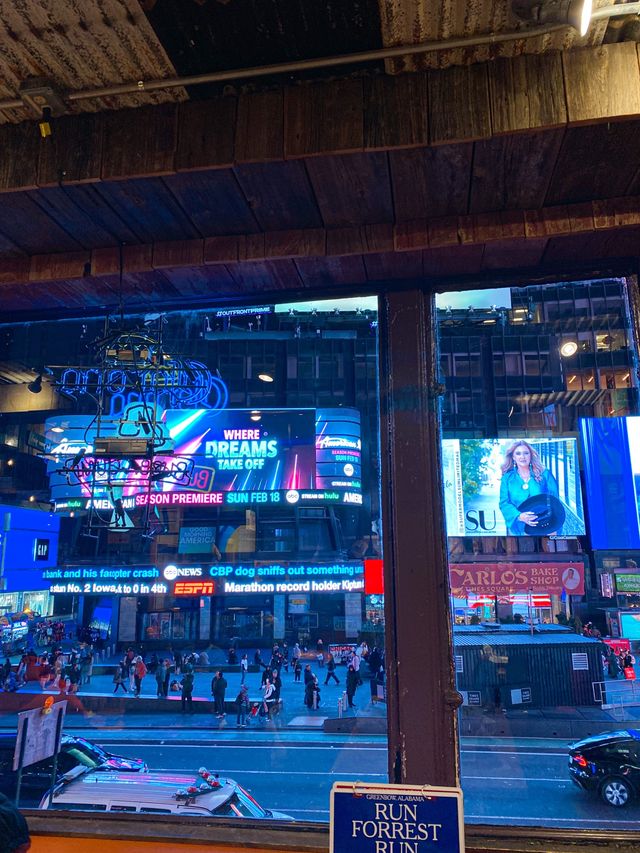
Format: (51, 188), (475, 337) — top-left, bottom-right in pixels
(39, 766), (294, 820)
(569, 729), (640, 806)
(0, 732), (147, 806)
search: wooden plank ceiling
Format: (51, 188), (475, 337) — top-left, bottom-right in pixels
(0, 3), (639, 316)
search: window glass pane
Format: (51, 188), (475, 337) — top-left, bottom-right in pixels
(0, 296), (385, 821)
(436, 277), (640, 830)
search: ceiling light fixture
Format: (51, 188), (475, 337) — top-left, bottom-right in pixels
(258, 373), (274, 383)
(512, 0), (593, 36)
(49, 426), (64, 433)
(559, 341), (578, 358)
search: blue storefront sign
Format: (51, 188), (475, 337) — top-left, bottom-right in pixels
(331, 783), (464, 853)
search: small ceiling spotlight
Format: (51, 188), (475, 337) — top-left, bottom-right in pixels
(560, 340), (579, 358)
(258, 373), (274, 383)
(250, 411), (261, 422)
(49, 426), (64, 434)
(27, 374), (43, 394)
(512, 0), (593, 36)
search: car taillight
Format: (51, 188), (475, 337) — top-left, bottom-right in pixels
(573, 754), (588, 767)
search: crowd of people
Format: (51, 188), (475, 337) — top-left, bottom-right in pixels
(605, 646), (637, 679)
(1, 644), (94, 694)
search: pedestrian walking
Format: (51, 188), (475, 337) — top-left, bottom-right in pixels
(282, 642), (289, 673)
(271, 669), (282, 714)
(291, 642), (301, 672)
(181, 668), (194, 713)
(261, 677), (275, 719)
(174, 649), (182, 675)
(346, 664), (359, 708)
(155, 664), (165, 698)
(113, 660), (128, 694)
(294, 659), (302, 682)
(211, 670), (227, 717)
(240, 653), (248, 684)
(162, 658), (171, 697)
(133, 656), (147, 697)
(67, 662), (81, 694)
(324, 653), (339, 685)
(304, 675), (321, 709)
(236, 683), (250, 727)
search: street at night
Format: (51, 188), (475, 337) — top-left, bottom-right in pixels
(55, 728), (640, 830)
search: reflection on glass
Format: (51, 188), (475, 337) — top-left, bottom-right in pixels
(438, 277), (640, 830)
(0, 296), (386, 823)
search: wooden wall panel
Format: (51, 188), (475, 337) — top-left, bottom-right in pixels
(364, 74), (428, 150)
(234, 161), (322, 231)
(101, 105), (178, 180)
(0, 192), (82, 254)
(285, 79), (364, 158)
(428, 64), (491, 145)
(176, 98), (237, 171)
(235, 91), (284, 163)
(469, 130), (564, 214)
(295, 255), (368, 287)
(563, 43), (640, 124)
(94, 178), (202, 243)
(0, 122), (41, 190)
(305, 153), (393, 227)
(545, 122), (640, 205)
(38, 114), (103, 186)
(389, 144), (472, 219)
(488, 54), (567, 134)
(163, 170), (260, 237)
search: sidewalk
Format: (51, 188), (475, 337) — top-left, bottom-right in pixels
(0, 656), (386, 733)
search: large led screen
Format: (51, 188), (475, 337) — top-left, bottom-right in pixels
(442, 437), (585, 537)
(44, 407), (361, 508)
(579, 416), (640, 549)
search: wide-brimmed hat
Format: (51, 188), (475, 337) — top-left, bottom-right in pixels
(517, 494), (566, 534)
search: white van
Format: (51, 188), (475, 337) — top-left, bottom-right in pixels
(39, 768), (294, 820)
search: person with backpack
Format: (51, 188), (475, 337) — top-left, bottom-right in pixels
(236, 683), (250, 727)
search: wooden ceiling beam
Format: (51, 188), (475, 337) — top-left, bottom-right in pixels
(3, 194), (639, 288)
(0, 43), (638, 192)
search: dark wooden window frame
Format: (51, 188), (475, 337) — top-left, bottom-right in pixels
(24, 276), (640, 852)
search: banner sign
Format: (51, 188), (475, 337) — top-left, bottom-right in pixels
(331, 782), (464, 853)
(449, 562), (585, 596)
(47, 561), (365, 596)
(615, 573), (640, 593)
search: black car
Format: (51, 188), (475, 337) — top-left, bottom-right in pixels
(0, 732), (147, 806)
(569, 729), (640, 807)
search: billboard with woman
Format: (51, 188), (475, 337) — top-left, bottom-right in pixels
(442, 437), (585, 537)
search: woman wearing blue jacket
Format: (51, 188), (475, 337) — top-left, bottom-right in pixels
(499, 440), (560, 535)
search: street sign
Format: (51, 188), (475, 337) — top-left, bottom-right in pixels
(331, 782), (465, 853)
(13, 700), (66, 770)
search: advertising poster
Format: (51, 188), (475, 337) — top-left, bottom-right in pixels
(442, 437), (585, 538)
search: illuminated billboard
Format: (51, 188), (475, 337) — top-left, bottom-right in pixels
(580, 417), (640, 549)
(44, 407), (362, 507)
(442, 437), (585, 537)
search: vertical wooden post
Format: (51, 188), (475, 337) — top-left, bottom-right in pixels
(379, 288), (460, 787)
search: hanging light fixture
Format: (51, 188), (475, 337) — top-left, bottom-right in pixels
(512, 0), (593, 36)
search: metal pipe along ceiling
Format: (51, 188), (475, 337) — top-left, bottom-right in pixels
(0, 3), (638, 114)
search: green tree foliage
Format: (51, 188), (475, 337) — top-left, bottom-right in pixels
(459, 439), (497, 500)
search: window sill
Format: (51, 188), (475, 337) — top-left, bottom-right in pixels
(24, 811), (640, 853)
